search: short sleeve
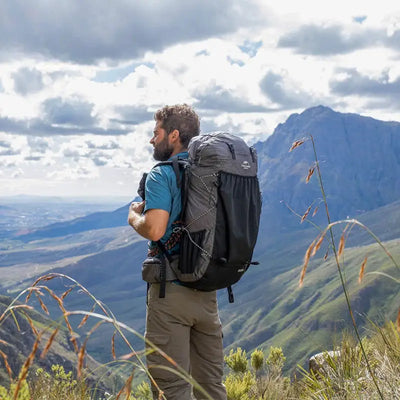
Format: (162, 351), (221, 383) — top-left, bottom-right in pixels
(144, 167), (172, 213)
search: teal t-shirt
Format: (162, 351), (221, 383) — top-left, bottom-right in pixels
(144, 152), (187, 257)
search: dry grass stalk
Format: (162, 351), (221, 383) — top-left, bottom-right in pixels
(13, 332), (42, 400)
(299, 239), (316, 287)
(125, 373), (134, 399)
(44, 289), (77, 351)
(112, 331), (117, 360)
(120, 351), (139, 360)
(0, 339), (9, 345)
(0, 305), (33, 323)
(115, 373), (135, 400)
(40, 328), (59, 359)
(301, 205), (312, 223)
(312, 206), (319, 217)
(61, 287), (73, 300)
(338, 223), (351, 257)
(25, 287), (43, 303)
(306, 166), (315, 183)
(77, 340), (88, 379)
(324, 248), (329, 260)
(78, 303), (96, 329)
(311, 231), (327, 257)
(0, 349), (13, 380)
(289, 139), (305, 152)
(397, 308), (400, 333)
(158, 390), (165, 400)
(70, 335), (79, 353)
(22, 311), (39, 337)
(35, 292), (49, 315)
(77, 314), (90, 329)
(358, 257), (368, 283)
(31, 274), (57, 288)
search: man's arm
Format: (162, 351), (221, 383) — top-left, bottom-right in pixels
(128, 201), (169, 241)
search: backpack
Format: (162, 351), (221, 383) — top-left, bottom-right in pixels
(142, 132), (262, 302)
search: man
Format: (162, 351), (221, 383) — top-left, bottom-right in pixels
(128, 104), (227, 400)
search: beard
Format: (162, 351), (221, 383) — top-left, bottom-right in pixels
(153, 136), (174, 161)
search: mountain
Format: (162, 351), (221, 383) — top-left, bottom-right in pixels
(2, 105), (400, 371)
(255, 105), (400, 236)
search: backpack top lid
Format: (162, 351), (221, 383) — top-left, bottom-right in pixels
(188, 132), (258, 176)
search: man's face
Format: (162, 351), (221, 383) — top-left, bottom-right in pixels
(150, 120), (174, 161)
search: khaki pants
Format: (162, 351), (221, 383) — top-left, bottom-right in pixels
(145, 282), (227, 400)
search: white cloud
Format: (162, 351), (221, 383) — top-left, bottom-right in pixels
(1, 1), (400, 197)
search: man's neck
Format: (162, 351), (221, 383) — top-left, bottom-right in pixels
(170, 146), (187, 157)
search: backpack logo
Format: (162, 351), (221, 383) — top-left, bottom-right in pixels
(241, 161), (251, 170)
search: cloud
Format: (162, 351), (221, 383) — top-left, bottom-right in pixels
(1, 0), (264, 64)
(42, 97), (96, 126)
(27, 137), (50, 153)
(193, 85), (269, 113)
(353, 16), (367, 24)
(12, 67), (44, 95)
(386, 30), (400, 52)
(238, 40), (263, 57)
(0, 116), (129, 136)
(24, 155), (42, 161)
(278, 24), (381, 55)
(0, 148), (21, 156)
(86, 140), (120, 150)
(330, 69), (400, 101)
(0, 140), (11, 148)
(0, 80), (4, 92)
(112, 106), (154, 125)
(259, 72), (314, 108)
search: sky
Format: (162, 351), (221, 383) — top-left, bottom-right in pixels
(0, 0), (400, 199)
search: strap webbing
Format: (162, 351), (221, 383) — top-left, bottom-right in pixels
(172, 158), (181, 188)
(157, 240), (172, 298)
(227, 286), (234, 303)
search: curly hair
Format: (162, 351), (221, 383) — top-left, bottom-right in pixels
(154, 104), (200, 148)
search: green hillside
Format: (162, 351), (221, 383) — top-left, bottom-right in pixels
(223, 238), (400, 371)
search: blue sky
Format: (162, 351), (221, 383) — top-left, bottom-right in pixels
(0, 0), (399, 197)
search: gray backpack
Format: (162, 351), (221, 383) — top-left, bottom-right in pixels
(142, 132), (262, 302)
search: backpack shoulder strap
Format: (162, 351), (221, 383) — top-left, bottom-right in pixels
(153, 158), (188, 189)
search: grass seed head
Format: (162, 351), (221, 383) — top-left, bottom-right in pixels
(61, 287), (73, 300)
(0, 349), (12, 380)
(77, 343), (86, 379)
(41, 328), (59, 359)
(112, 331), (117, 360)
(306, 166), (315, 183)
(358, 257), (368, 283)
(299, 239), (316, 287)
(289, 139), (305, 152)
(397, 308), (400, 333)
(311, 231), (327, 257)
(338, 232), (346, 257)
(301, 205), (312, 223)
(14, 333), (42, 400)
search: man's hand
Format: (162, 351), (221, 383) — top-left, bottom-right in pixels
(127, 201), (169, 241)
(130, 201), (145, 214)
(128, 201), (144, 226)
